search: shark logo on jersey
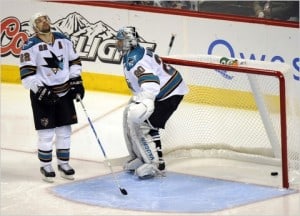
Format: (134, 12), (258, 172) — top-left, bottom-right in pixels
(128, 57), (136, 67)
(22, 40), (34, 50)
(43, 51), (64, 74)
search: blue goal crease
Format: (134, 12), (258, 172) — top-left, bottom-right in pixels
(51, 171), (296, 213)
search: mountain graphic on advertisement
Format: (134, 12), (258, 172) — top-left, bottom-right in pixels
(53, 12), (90, 36)
(51, 12), (119, 46)
(52, 12), (148, 48)
(20, 12), (116, 45)
(20, 11), (154, 51)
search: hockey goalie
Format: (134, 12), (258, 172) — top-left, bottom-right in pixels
(115, 26), (188, 179)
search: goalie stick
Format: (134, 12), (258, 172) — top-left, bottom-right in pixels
(76, 95), (128, 196)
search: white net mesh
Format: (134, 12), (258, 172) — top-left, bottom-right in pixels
(160, 54), (300, 188)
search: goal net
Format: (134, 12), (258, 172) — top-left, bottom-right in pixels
(161, 55), (300, 189)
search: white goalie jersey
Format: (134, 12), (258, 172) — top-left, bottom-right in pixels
(122, 45), (188, 101)
(19, 32), (82, 94)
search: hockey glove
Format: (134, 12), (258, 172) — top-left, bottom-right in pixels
(69, 76), (85, 101)
(36, 86), (59, 105)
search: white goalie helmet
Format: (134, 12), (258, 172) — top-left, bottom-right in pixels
(116, 26), (139, 54)
(30, 12), (51, 31)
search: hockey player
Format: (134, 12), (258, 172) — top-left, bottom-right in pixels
(116, 26), (188, 179)
(19, 12), (85, 183)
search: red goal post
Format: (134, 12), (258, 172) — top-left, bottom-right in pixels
(161, 55), (298, 189)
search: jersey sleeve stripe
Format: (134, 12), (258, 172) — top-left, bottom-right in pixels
(156, 70), (183, 100)
(20, 65), (37, 79)
(69, 57), (82, 67)
(138, 73), (160, 86)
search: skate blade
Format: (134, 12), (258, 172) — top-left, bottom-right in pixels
(59, 171), (75, 180)
(158, 171), (166, 177)
(42, 176), (55, 183)
(136, 170), (166, 179)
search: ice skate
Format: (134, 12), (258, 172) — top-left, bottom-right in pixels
(158, 158), (165, 171)
(135, 162), (166, 179)
(40, 164), (56, 183)
(58, 163), (75, 180)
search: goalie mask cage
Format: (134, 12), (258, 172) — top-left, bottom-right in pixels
(161, 55), (300, 189)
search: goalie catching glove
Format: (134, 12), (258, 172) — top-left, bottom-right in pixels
(35, 86), (59, 105)
(69, 76), (85, 101)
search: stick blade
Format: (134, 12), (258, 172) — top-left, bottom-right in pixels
(120, 188), (128, 195)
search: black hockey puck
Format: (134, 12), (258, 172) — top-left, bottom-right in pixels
(271, 172), (278, 176)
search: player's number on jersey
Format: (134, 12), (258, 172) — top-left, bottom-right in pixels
(153, 52), (177, 76)
(20, 52), (31, 63)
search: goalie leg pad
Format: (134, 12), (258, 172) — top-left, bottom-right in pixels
(123, 158), (144, 172)
(135, 163), (160, 179)
(127, 98), (154, 124)
(125, 103), (159, 164)
(135, 163), (166, 179)
(149, 129), (165, 171)
(131, 121), (159, 164)
(123, 104), (137, 159)
(127, 102), (147, 124)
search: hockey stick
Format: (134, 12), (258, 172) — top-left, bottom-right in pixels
(76, 95), (128, 195)
(167, 34), (176, 56)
